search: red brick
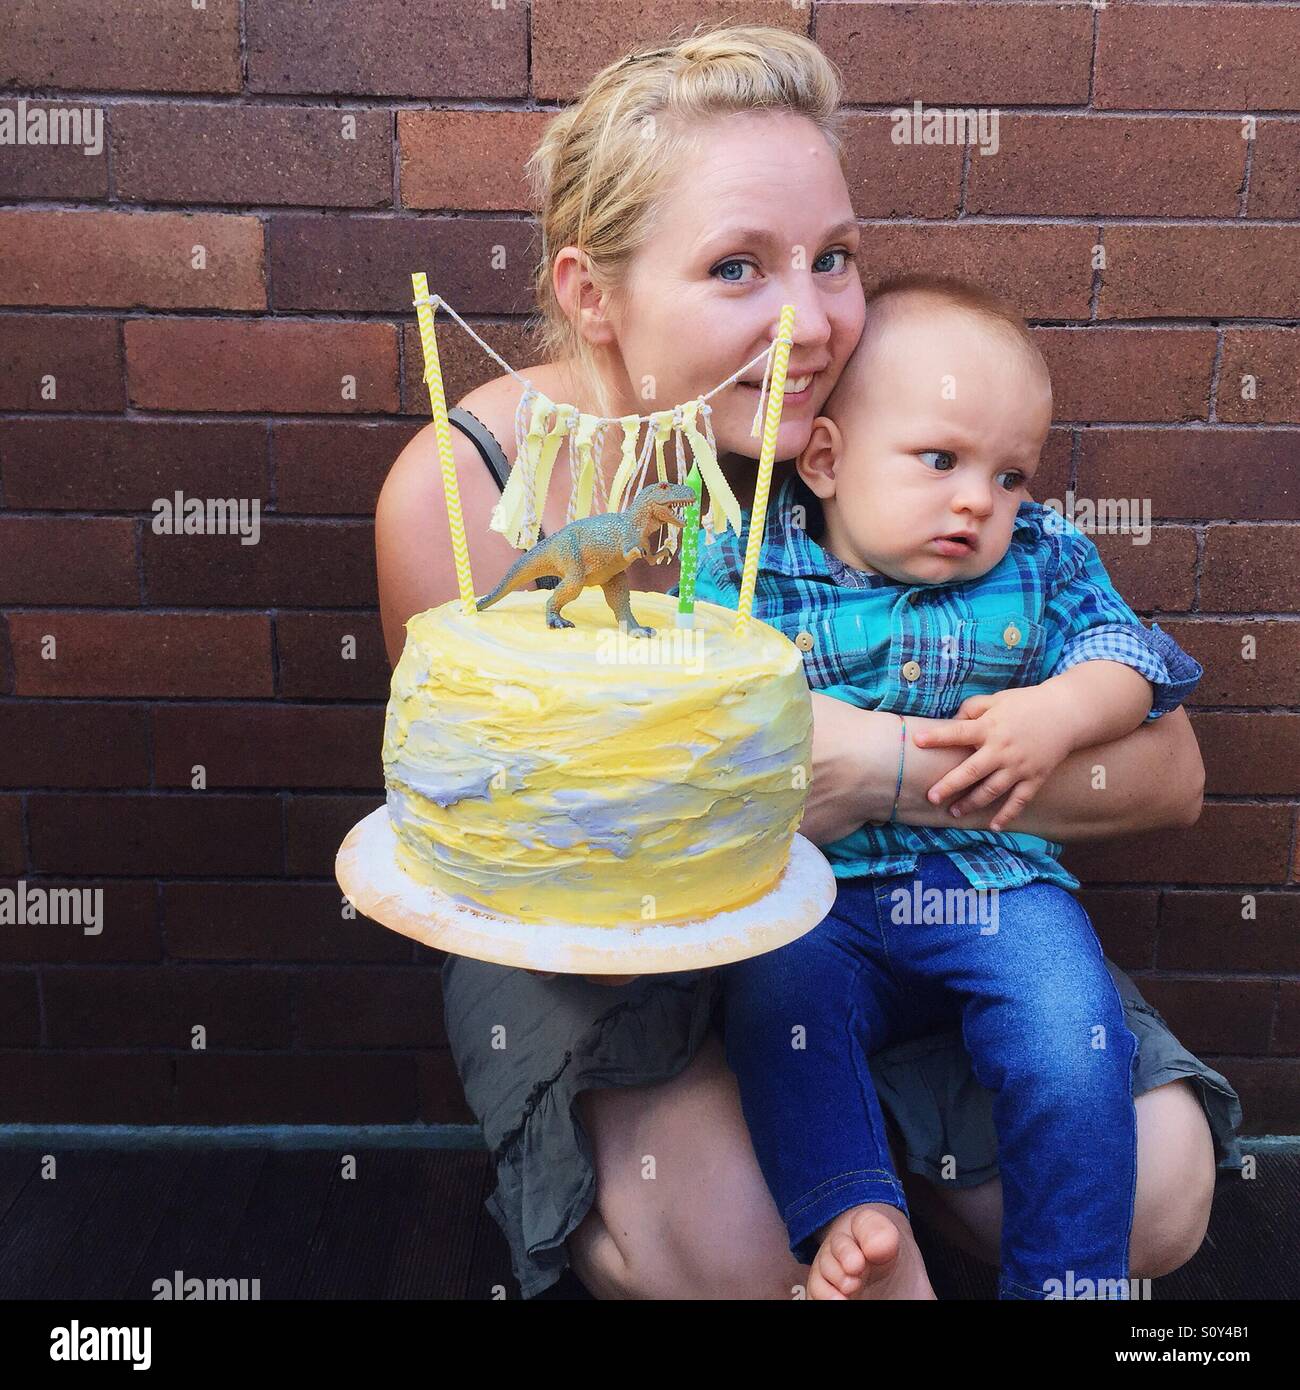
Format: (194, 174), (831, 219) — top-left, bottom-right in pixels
(8, 612), (273, 698)
(1134, 976), (1274, 1056)
(164, 880), (408, 963)
(1161, 620), (1300, 707)
(5, 0), (240, 94)
(1201, 526), (1300, 613)
(1076, 888), (1159, 972)
(247, 0), (527, 99)
(1218, 331), (1300, 426)
(0, 1052), (174, 1122)
(1249, 122), (1300, 220)
(276, 613), (391, 700)
(0, 418), (269, 511)
(0, 314), (123, 412)
(0, 703), (150, 788)
(400, 319), (544, 416)
(1159, 891), (1300, 975)
(0, 211), (264, 310)
(858, 223), (1095, 320)
(0, 517), (139, 605)
(0, 879), (159, 964)
(837, 111), (962, 220)
(1218, 1057), (1298, 1134)
(174, 1052), (417, 1123)
(1035, 330), (1215, 424)
(268, 214), (535, 314)
(28, 793), (281, 876)
(114, 104), (392, 208)
(0, 616), (10, 696)
(0, 972), (39, 1046)
(0, 796), (23, 875)
(1066, 804), (1293, 887)
(817, 1), (1090, 107)
(968, 116), (1244, 218)
(44, 967), (292, 1048)
(1191, 713), (1300, 796)
(1099, 227), (1300, 320)
(125, 318), (397, 414)
(399, 110), (551, 212)
(0, 100), (108, 199)
(1077, 429), (1300, 522)
(1092, 529), (1196, 613)
(153, 704), (383, 790)
(284, 794), (384, 879)
(1095, 6), (1300, 112)
(274, 420), (420, 514)
(1275, 982), (1300, 1055)
(417, 1052), (474, 1124)
(297, 967), (444, 1047)
(1029, 430), (1071, 510)
(142, 519), (377, 607)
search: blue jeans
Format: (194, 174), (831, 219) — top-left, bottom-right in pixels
(721, 853), (1140, 1300)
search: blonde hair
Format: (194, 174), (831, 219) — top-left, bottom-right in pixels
(523, 22), (846, 421)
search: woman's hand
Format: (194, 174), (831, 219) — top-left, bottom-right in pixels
(799, 693), (898, 844)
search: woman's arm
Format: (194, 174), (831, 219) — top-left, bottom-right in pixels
(799, 695), (1204, 847)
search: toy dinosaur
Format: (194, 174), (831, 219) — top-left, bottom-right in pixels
(474, 481), (697, 635)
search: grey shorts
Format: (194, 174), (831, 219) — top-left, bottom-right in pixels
(440, 953), (1243, 1299)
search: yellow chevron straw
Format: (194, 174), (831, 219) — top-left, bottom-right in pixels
(411, 272), (476, 613)
(734, 304), (796, 636)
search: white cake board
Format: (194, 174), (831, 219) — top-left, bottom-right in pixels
(335, 807), (837, 974)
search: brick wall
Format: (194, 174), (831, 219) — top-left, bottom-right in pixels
(0, 2), (1296, 1132)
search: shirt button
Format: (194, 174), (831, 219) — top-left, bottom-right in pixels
(901, 659), (921, 681)
(794, 630), (815, 652)
(1003, 624), (1022, 648)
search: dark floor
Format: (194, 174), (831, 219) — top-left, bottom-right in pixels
(0, 1145), (1294, 1299)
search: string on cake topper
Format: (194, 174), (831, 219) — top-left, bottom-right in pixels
(409, 272), (797, 635)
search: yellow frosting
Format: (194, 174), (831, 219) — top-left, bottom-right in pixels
(382, 589), (812, 926)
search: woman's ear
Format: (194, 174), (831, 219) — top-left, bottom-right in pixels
(552, 247), (616, 347)
(795, 416), (842, 501)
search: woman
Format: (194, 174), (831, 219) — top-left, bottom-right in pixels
(376, 24), (1241, 1299)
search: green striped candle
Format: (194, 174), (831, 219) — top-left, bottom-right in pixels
(675, 463), (703, 628)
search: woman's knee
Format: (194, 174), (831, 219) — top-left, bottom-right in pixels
(1131, 1078), (1217, 1277)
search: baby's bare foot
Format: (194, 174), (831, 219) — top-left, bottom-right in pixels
(806, 1203), (936, 1301)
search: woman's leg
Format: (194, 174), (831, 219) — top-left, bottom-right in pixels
(567, 1029), (809, 1299)
(903, 1077), (1217, 1279)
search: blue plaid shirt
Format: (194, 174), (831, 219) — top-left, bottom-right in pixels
(674, 472), (1203, 892)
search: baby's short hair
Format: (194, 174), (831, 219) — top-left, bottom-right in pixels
(827, 271), (1049, 416)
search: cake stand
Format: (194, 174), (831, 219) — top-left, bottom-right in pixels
(335, 806), (837, 974)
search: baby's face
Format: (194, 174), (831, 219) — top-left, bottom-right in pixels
(804, 308), (1053, 586)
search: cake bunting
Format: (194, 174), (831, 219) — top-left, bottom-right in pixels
(409, 273), (797, 635)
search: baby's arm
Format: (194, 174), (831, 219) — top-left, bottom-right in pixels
(913, 660), (1153, 832)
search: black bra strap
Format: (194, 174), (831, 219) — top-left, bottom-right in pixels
(447, 405), (559, 590)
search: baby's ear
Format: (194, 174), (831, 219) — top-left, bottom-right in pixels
(794, 416), (840, 499)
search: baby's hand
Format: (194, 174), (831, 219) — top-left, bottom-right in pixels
(912, 687), (1076, 831)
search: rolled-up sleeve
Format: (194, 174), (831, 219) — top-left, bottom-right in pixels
(1054, 622), (1203, 719)
(1041, 519), (1203, 719)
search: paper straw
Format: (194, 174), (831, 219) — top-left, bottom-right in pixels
(734, 305), (796, 636)
(674, 463), (703, 628)
(411, 272), (476, 613)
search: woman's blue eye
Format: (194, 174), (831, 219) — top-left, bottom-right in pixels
(919, 449), (955, 471)
(712, 248), (852, 283)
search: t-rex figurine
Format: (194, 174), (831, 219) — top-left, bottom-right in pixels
(474, 480), (697, 635)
